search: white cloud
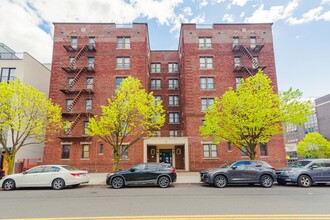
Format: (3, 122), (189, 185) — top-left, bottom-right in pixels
(287, 6), (324, 25)
(199, 0), (209, 8)
(240, 12), (245, 17)
(183, 7), (193, 16)
(231, 0), (249, 7)
(320, 10), (330, 21)
(321, 0), (330, 5)
(0, 0), (186, 63)
(223, 14), (235, 22)
(244, 0), (299, 23)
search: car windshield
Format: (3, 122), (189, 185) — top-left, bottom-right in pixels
(61, 165), (79, 171)
(220, 162), (235, 168)
(287, 160), (312, 168)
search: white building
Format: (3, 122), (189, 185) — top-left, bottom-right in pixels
(0, 43), (50, 172)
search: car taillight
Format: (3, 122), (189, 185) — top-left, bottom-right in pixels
(170, 168), (175, 173)
(271, 167), (275, 170)
(70, 173), (80, 176)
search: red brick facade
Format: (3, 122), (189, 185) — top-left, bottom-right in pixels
(43, 23), (286, 172)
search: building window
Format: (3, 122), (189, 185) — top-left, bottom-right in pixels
(169, 130), (181, 137)
(260, 143), (268, 156)
(286, 124), (298, 132)
(0, 68), (16, 82)
(234, 56), (241, 67)
(168, 79), (179, 89)
(250, 36), (257, 49)
(252, 56), (258, 69)
(61, 145), (70, 159)
(236, 77), (243, 89)
(89, 36), (95, 47)
(228, 142), (232, 151)
(64, 122), (72, 135)
(304, 113), (318, 134)
(116, 57), (130, 69)
(152, 131), (161, 137)
(200, 77), (214, 90)
(168, 63), (178, 73)
(169, 112), (180, 123)
(169, 95), (179, 106)
(203, 144), (218, 158)
(71, 36), (77, 50)
(151, 63), (161, 73)
(99, 144), (104, 154)
(85, 99), (92, 112)
(82, 145), (90, 159)
(66, 99), (73, 112)
(154, 95), (161, 103)
(87, 57), (94, 68)
(241, 147), (248, 156)
(200, 57), (213, 69)
(69, 57), (75, 68)
(201, 98), (214, 111)
(86, 77), (93, 89)
(116, 77), (127, 89)
(68, 77), (74, 87)
(116, 145), (128, 159)
(117, 37), (130, 49)
(83, 121), (89, 135)
(151, 79), (161, 89)
(233, 37), (239, 47)
(199, 37), (212, 49)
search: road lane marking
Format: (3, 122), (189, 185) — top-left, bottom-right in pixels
(6, 214), (330, 220)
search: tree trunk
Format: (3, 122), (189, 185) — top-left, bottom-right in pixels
(248, 145), (257, 160)
(113, 156), (119, 172)
(4, 153), (15, 175)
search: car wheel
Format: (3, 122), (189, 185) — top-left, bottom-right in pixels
(298, 175), (312, 188)
(277, 180), (287, 185)
(158, 176), (170, 188)
(111, 177), (124, 189)
(260, 175), (273, 188)
(214, 175), (227, 188)
(52, 178), (65, 190)
(3, 179), (16, 191)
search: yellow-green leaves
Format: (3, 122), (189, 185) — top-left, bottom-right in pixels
(0, 80), (62, 174)
(200, 70), (311, 159)
(88, 77), (165, 171)
(297, 132), (330, 158)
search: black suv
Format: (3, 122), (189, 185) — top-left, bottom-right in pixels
(106, 163), (177, 189)
(200, 160), (276, 188)
(276, 159), (330, 187)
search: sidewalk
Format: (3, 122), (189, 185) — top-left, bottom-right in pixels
(87, 172), (200, 185)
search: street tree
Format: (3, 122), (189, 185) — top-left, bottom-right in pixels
(297, 132), (330, 158)
(88, 77), (165, 171)
(0, 80), (62, 174)
(200, 69), (311, 159)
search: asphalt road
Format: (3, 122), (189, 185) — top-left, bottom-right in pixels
(1, 184), (330, 219)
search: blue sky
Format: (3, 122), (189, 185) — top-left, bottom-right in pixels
(0, 0), (329, 98)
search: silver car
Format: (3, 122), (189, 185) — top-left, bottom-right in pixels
(276, 159), (330, 187)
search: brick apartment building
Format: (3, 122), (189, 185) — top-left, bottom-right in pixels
(43, 23), (286, 172)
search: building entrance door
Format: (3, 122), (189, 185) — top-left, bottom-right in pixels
(159, 149), (172, 166)
(175, 145), (184, 169)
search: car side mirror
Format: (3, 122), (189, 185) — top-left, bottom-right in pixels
(22, 171), (27, 175)
(130, 168), (135, 172)
(231, 166), (237, 170)
(311, 165), (318, 169)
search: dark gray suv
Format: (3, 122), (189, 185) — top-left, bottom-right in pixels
(200, 160), (276, 188)
(276, 159), (330, 187)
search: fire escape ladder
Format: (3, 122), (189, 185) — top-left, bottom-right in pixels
(70, 46), (88, 69)
(69, 67), (87, 89)
(242, 67), (253, 77)
(67, 90), (84, 112)
(240, 45), (259, 69)
(71, 113), (82, 130)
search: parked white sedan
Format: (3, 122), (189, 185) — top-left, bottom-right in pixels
(0, 165), (89, 191)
